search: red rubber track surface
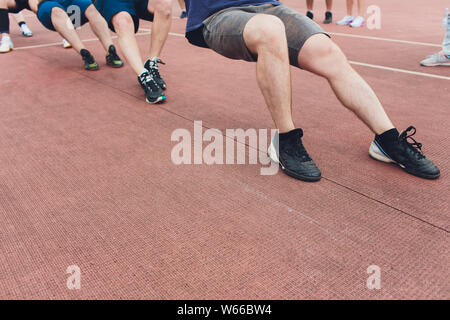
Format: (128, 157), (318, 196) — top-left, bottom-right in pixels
(0, 0), (448, 299)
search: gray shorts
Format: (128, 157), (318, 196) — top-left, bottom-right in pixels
(203, 4), (329, 68)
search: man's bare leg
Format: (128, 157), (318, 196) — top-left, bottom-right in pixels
(306, 0), (313, 11)
(147, 0), (172, 59)
(84, 4), (112, 51)
(112, 12), (144, 74)
(51, 7), (85, 53)
(243, 14), (295, 133)
(298, 34), (393, 135)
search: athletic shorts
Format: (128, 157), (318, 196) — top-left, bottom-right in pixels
(8, 0), (31, 14)
(203, 4), (329, 68)
(37, 0), (93, 31)
(95, 0), (153, 33)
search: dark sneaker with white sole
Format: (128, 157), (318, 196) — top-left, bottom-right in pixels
(138, 71), (166, 104)
(369, 126), (440, 179)
(144, 57), (167, 90)
(268, 128), (321, 182)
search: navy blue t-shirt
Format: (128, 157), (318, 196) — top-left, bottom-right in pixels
(185, 0), (281, 47)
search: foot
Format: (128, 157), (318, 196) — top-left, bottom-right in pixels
(323, 11), (332, 24)
(349, 16), (365, 27)
(20, 24), (33, 37)
(369, 127), (440, 179)
(180, 10), (187, 19)
(306, 10), (314, 20)
(138, 71), (166, 104)
(144, 57), (167, 90)
(62, 39), (72, 49)
(336, 15), (354, 25)
(420, 51), (450, 67)
(0, 36), (13, 53)
(80, 49), (99, 70)
(268, 128), (321, 182)
(106, 45), (124, 68)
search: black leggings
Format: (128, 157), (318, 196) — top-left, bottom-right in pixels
(0, 8), (10, 34)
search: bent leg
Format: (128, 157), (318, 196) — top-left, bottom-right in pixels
(146, 0), (171, 58)
(243, 14), (295, 133)
(84, 4), (112, 51)
(112, 11), (144, 74)
(298, 34), (394, 134)
(49, 6), (85, 52)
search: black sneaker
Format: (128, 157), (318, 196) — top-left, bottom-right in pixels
(106, 45), (123, 68)
(138, 71), (166, 104)
(180, 10), (187, 19)
(268, 128), (321, 182)
(144, 58), (167, 90)
(369, 126), (440, 179)
(80, 49), (99, 70)
(323, 11), (333, 24)
(306, 10), (314, 20)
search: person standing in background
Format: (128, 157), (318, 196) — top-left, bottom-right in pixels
(306, 0), (333, 24)
(420, 8), (450, 67)
(336, 0), (365, 27)
(178, 0), (186, 18)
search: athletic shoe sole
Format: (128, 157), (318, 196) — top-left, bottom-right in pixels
(420, 62), (450, 67)
(106, 62), (124, 68)
(267, 142), (321, 182)
(146, 95), (166, 104)
(369, 141), (440, 179)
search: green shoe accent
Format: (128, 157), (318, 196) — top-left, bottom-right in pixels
(85, 62), (99, 70)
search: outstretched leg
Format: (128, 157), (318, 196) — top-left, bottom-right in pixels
(243, 14), (295, 133)
(112, 11), (144, 74)
(84, 4), (112, 51)
(147, 0), (172, 59)
(298, 34), (394, 134)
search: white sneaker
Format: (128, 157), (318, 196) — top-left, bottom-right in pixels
(0, 36), (13, 53)
(420, 51), (450, 67)
(350, 16), (365, 27)
(336, 15), (354, 25)
(62, 38), (72, 49)
(20, 24), (33, 37)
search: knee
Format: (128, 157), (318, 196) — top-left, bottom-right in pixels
(152, 0), (172, 18)
(112, 11), (134, 33)
(51, 6), (67, 20)
(245, 14), (286, 50)
(317, 39), (345, 63)
(302, 36), (350, 77)
(84, 4), (100, 19)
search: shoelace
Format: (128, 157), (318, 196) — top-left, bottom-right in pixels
(149, 58), (165, 79)
(141, 72), (160, 91)
(399, 126), (425, 159)
(282, 133), (312, 162)
(294, 140), (312, 162)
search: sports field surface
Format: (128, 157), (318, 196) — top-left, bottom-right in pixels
(0, 0), (448, 299)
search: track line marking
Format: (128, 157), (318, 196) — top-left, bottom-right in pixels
(329, 32), (442, 48)
(349, 61), (450, 80)
(14, 31), (450, 80)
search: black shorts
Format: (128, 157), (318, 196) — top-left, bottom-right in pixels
(8, 0), (31, 14)
(95, 0), (153, 33)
